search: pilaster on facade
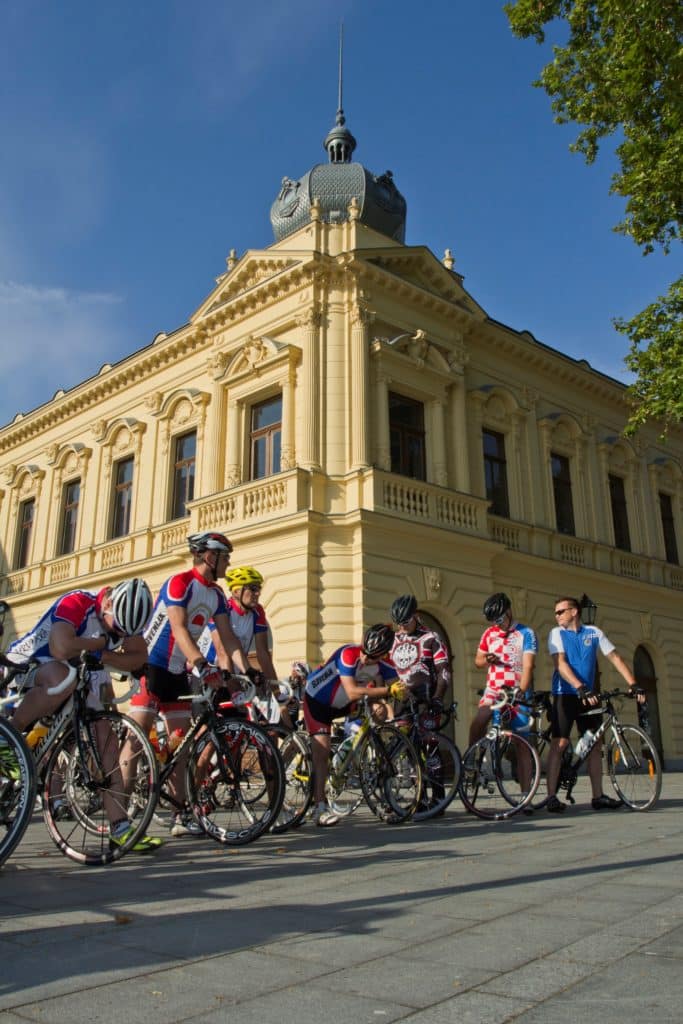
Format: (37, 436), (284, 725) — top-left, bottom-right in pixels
(448, 374), (470, 494)
(296, 306), (324, 472)
(349, 303), (373, 472)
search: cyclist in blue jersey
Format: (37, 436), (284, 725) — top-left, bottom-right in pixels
(546, 595), (640, 813)
(303, 624), (407, 826)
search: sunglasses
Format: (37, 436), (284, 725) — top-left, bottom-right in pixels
(554, 607), (573, 616)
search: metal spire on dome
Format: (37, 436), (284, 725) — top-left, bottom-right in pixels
(324, 22), (356, 164)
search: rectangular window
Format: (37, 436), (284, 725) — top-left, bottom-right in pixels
(171, 431), (196, 520)
(660, 492), (679, 565)
(389, 392), (426, 480)
(250, 396), (282, 480)
(59, 479), (80, 555)
(608, 474), (631, 551)
(551, 452), (575, 535)
(111, 456), (134, 538)
(16, 498), (35, 569)
(483, 429), (510, 517)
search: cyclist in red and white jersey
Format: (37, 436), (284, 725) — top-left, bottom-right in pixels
(389, 594), (451, 711)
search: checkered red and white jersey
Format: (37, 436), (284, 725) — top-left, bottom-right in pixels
(478, 621), (537, 697)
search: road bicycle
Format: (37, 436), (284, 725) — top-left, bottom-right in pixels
(319, 695), (422, 823)
(392, 697), (462, 820)
(0, 600), (37, 868)
(128, 672), (286, 846)
(459, 687), (541, 820)
(526, 688), (662, 811)
(1, 651), (159, 865)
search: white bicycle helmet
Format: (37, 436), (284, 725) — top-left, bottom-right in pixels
(188, 531), (233, 554)
(110, 578), (153, 635)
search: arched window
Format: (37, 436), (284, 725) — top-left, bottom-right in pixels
(633, 645), (663, 763)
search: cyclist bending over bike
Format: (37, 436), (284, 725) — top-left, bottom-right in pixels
(469, 593), (537, 796)
(303, 624), (407, 826)
(6, 577), (159, 851)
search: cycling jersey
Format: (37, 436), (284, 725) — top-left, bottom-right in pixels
(197, 595), (268, 663)
(548, 625), (615, 695)
(145, 568), (229, 674)
(478, 621), (537, 698)
(6, 588), (114, 707)
(305, 644), (396, 712)
(7, 588), (109, 664)
(390, 625), (450, 701)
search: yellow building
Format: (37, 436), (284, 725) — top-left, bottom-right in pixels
(1, 106), (682, 763)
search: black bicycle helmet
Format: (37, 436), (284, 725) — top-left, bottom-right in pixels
(188, 531), (233, 554)
(110, 578), (153, 635)
(362, 623), (395, 659)
(391, 594), (418, 626)
(483, 592), (511, 622)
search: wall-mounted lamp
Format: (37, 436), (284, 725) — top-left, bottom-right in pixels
(579, 593), (598, 625)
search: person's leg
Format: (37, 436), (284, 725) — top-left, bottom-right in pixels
(11, 662), (75, 732)
(310, 733), (331, 805)
(468, 705), (492, 747)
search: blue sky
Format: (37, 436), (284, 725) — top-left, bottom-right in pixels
(0, 0), (674, 426)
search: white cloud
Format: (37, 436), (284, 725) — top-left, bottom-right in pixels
(0, 281), (125, 425)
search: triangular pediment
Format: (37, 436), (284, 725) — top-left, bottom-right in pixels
(358, 245), (486, 319)
(191, 251), (303, 322)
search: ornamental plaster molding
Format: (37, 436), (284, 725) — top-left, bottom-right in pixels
(423, 566), (442, 601)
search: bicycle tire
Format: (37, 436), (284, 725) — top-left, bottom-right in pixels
(606, 724), (662, 810)
(187, 717), (285, 846)
(268, 725), (313, 833)
(0, 718), (37, 868)
(358, 724), (421, 823)
(42, 712), (159, 865)
(325, 733), (365, 817)
(460, 732), (540, 820)
(413, 730), (461, 821)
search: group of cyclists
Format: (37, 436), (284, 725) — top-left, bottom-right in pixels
(0, 524), (647, 856)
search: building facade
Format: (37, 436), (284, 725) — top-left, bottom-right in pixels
(1, 107), (682, 763)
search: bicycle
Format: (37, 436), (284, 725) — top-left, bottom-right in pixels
(0, 600), (38, 868)
(316, 695), (423, 823)
(129, 672), (286, 846)
(392, 697), (462, 820)
(459, 687), (541, 820)
(527, 688), (662, 811)
(2, 652), (159, 865)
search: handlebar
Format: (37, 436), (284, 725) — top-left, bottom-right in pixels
(107, 672), (141, 704)
(44, 662), (78, 696)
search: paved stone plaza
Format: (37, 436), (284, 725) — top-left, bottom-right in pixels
(1, 773), (682, 1023)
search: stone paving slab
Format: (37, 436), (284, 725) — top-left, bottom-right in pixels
(0, 772), (682, 1023)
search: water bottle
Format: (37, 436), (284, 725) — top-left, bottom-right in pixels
(332, 736), (353, 772)
(574, 730), (595, 761)
(25, 721), (49, 749)
(167, 728), (185, 753)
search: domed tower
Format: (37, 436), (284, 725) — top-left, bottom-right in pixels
(270, 65), (407, 243)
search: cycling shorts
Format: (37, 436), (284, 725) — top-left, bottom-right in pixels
(131, 669), (191, 713)
(303, 692), (350, 735)
(551, 694), (601, 740)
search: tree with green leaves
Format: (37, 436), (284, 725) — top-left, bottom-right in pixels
(504, 0), (683, 435)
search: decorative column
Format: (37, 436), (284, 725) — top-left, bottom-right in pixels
(225, 398), (242, 488)
(430, 395), (448, 487)
(536, 419), (556, 528)
(448, 372), (470, 493)
(205, 352), (228, 493)
(350, 304), (373, 471)
(297, 306), (323, 471)
(279, 364), (296, 471)
(374, 369), (391, 471)
(510, 411), (526, 521)
(596, 443), (613, 544)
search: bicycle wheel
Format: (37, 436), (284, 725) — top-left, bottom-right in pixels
(460, 732), (540, 820)
(42, 712), (158, 865)
(413, 730), (461, 821)
(358, 725), (421, 823)
(0, 718), (37, 868)
(269, 725), (313, 833)
(187, 718), (285, 846)
(606, 724), (662, 810)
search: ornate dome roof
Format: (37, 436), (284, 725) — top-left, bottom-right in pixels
(270, 106), (407, 243)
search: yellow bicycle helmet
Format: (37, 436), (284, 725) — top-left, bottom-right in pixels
(225, 566), (264, 590)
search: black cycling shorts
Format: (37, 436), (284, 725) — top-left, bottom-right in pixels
(551, 694), (601, 740)
(146, 665), (191, 704)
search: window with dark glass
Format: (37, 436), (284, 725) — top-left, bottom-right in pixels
(389, 392), (426, 480)
(111, 456), (134, 538)
(608, 474), (631, 551)
(16, 498), (35, 569)
(59, 479), (80, 555)
(483, 429), (510, 517)
(250, 396), (282, 480)
(171, 431), (196, 520)
(551, 452), (575, 535)
(659, 492), (679, 564)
